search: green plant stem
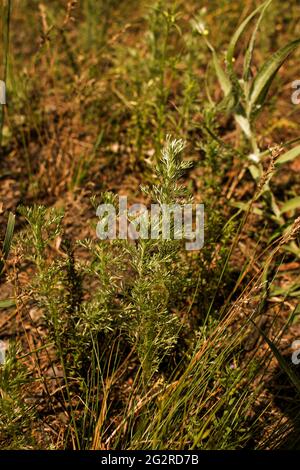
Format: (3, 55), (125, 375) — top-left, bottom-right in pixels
(0, 0), (11, 148)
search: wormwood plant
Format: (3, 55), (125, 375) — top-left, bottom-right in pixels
(122, 136), (192, 381)
(0, 342), (35, 449)
(16, 206), (87, 374)
(82, 136), (193, 383)
(7, 145), (300, 449)
(8, 137), (197, 447)
(16, 138), (192, 387)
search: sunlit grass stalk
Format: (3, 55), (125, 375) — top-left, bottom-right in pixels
(0, 0), (11, 148)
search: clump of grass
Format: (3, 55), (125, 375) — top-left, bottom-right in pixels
(0, 342), (36, 449)
(9, 133), (297, 450)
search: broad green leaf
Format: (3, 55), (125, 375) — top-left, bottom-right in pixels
(203, 35), (233, 104)
(225, 2), (271, 118)
(249, 164), (261, 181)
(280, 196), (300, 214)
(227, 1), (270, 68)
(212, 51), (231, 97)
(243, 0), (272, 82)
(258, 138), (300, 161)
(254, 322), (300, 393)
(249, 39), (300, 113)
(234, 113), (252, 138)
(277, 145), (300, 165)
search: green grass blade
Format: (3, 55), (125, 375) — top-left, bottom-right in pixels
(0, 298), (15, 308)
(280, 196), (300, 214)
(234, 113), (252, 138)
(249, 39), (300, 114)
(0, 211), (15, 274)
(254, 323), (300, 394)
(243, 0), (272, 82)
(276, 145), (300, 165)
(0, 0), (11, 147)
(202, 32), (233, 101)
(2, 211), (15, 259)
(226, 1), (270, 68)
(212, 51), (231, 97)
(224, 1), (269, 108)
